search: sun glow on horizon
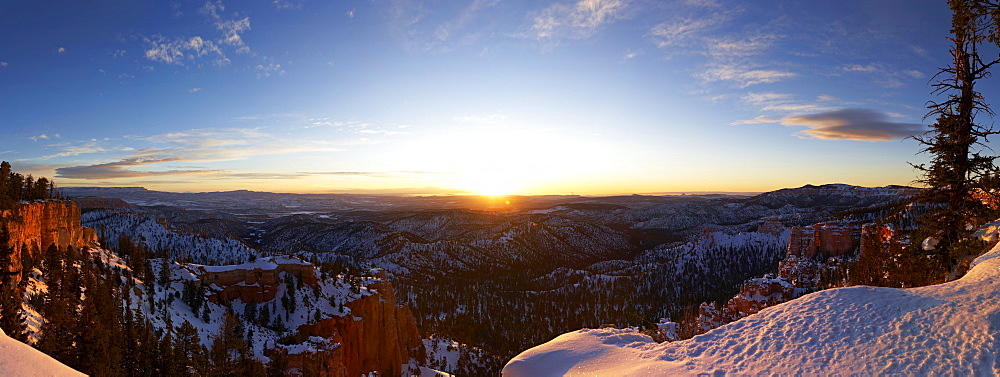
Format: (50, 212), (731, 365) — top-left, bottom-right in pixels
(390, 124), (614, 197)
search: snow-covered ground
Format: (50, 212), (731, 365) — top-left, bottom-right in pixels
(505, 239), (1000, 376)
(0, 329), (84, 376)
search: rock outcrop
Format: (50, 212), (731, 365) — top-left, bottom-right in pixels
(786, 221), (863, 258)
(697, 277), (796, 333)
(195, 257), (318, 304)
(279, 272), (425, 377)
(1, 201), (97, 284)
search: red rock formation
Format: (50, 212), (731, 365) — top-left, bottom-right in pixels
(756, 218), (785, 235)
(777, 255), (820, 289)
(281, 273), (425, 377)
(1, 201), (97, 285)
(786, 221), (863, 258)
(198, 258), (318, 304)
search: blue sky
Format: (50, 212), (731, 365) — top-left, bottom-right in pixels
(0, 0), (982, 195)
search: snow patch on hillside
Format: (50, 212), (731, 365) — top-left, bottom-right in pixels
(504, 241), (1000, 376)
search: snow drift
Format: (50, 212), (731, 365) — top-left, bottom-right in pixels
(504, 240), (1000, 376)
(0, 329), (85, 376)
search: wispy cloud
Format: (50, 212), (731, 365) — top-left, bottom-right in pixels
(189, 87), (203, 93)
(56, 157), (221, 180)
(304, 118), (409, 136)
(530, 0), (631, 40)
(841, 63), (879, 73)
(57, 47), (66, 54)
(780, 108), (923, 141)
(701, 65), (796, 88)
(143, 0), (252, 67)
(272, 0), (304, 10)
(144, 35), (227, 66)
(730, 115), (779, 125)
(648, 14), (728, 48)
(254, 62), (285, 78)
(740, 92), (831, 113)
(384, 0), (500, 52)
(30, 133), (59, 142)
(0, 61), (9, 68)
(134, 127), (342, 163)
(646, 3), (792, 88)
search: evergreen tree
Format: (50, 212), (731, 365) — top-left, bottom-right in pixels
(176, 320), (207, 376)
(74, 272), (124, 376)
(913, 0), (1000, 276)
(209, 312), (253, 376)
(0, 224), (25, 341)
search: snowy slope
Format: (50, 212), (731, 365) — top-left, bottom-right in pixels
(0, 329), (85, 376)
(504, 241), (1000, 376)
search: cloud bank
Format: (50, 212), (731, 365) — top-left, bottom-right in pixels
(780, 108), (923, 141)
(56, 157), (221, 180)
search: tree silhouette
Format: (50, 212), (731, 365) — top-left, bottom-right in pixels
(912, 0), (1000, 274)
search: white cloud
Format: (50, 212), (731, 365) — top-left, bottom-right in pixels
(531, 0), (631, 40)
(273, 0), (304, 10)
(648, 16), (726, 48)
(254, 63), (285, 78)
(143, 0), (252, 66)
(701, 65), (796, 88)
(0, 61), (8, 68)
(136, 127), (342, 163)
(646, 5), (790, 88)
(189, 87), (203, 93)
(841, 63), (879, 73)
(730, 115), (779, 125)
(144, 35), (227, 66)
(704, 33), (777, 58)
(346, 9), (355, 18)
(57, 47), (66, 54)
(741, 92), (832, 114)
(215, 17), (251, 54)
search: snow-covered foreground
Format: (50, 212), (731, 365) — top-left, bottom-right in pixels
(0, 329), (84, 376)
(505, 242), (1000, 376)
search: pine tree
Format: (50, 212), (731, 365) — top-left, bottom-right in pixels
(74, 272), (124, 376)
(209, 312), (253, 376)
(176, 320), (207, 375)
(0, 225), (25, 341)
(913, 0), (1000, 276)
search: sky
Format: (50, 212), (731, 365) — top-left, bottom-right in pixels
(0, 0), (989, 196)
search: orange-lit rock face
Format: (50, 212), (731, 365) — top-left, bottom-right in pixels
(787, 222), (862, 258)
(1, 201), (98, 284)
(201, 262), (317, 305)
(283, 275), (425, 377)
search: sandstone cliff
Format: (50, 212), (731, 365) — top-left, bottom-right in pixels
(1, 201), (97, 284)
(280, 273), (425, 376)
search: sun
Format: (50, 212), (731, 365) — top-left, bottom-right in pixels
(460, 168), (522, 196)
